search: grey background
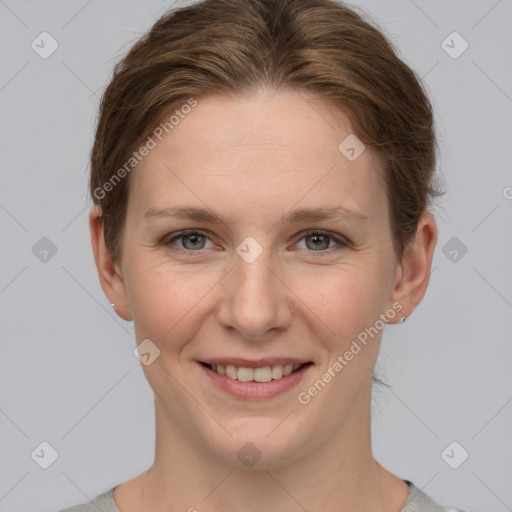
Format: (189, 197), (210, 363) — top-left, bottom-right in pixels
(1, 1), (511, 511)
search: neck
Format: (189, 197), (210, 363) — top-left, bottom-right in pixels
(116, 383), (410, 512)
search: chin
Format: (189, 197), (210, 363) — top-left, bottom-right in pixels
(201, 416), (312, 471)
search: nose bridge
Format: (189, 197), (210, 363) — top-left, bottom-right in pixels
(217, 236), (291, 339)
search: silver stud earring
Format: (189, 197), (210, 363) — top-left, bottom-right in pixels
(111, 303), (119, 313)
(399, 315), (406, 323)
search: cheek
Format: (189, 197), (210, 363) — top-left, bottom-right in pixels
(124, 255), (182, 339)
(297, 260), (391, 374)
(124, 253), (218, 349)
(313, 263), (387, 324)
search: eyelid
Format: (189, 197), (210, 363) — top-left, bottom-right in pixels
(296, 229), (350, 251)
(162, 228), (350, 254)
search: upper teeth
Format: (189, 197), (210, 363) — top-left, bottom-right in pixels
(211, 363), (303, 382)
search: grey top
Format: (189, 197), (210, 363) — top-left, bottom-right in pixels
(57, 480), (466, 511)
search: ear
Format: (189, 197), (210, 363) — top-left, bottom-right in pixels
(89, 206), (132, 321)
(388, 211), (437, 323)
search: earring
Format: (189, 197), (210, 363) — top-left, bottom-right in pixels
(111, 303), (119, 313)
(399, 316), (406, 323)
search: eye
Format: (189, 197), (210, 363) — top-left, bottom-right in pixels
(295, 230), (349, 254)
(163, 230), (215, 251)
(162, 229), (349, 255)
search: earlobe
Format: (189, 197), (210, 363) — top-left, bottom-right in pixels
(388, 211), (437, 323)
(89, 207), (132, 321)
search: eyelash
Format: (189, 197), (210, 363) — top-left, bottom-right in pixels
(161, 229), (350, 257)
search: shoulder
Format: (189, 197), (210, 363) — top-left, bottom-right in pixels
(56, 487), (119, 512)
(402, 481), (467, 512)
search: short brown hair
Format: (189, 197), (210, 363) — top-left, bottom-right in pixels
(90, 0), (442, 265)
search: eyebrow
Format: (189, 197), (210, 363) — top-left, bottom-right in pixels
(143, 205), (367, 228)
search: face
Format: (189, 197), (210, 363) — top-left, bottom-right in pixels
(101, 88), (414, 468)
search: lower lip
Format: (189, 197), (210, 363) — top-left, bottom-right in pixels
(198, 362), (313, 399)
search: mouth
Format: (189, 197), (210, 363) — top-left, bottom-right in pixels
(199, 361), (313, 382)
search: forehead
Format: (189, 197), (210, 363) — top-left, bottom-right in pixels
(128, 89), (388, 224)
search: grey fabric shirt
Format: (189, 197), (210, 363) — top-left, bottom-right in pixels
(57, 480), (465, 511)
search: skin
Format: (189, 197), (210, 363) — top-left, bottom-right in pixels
(90, 87), (437, 512)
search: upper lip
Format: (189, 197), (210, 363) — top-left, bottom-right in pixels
(199, 357), (312, 368)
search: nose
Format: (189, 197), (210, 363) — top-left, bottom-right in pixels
(216, 241), (293, 341)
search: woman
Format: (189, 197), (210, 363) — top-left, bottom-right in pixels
(59, 0), (464, 510)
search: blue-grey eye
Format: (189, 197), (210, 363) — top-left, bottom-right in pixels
(305, 233), (332, 251)
(179, 232), (207, 250)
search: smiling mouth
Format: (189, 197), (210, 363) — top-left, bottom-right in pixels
(199, 362), (313, 382)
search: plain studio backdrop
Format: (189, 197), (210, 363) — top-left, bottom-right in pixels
(0, 1), (511, 511)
